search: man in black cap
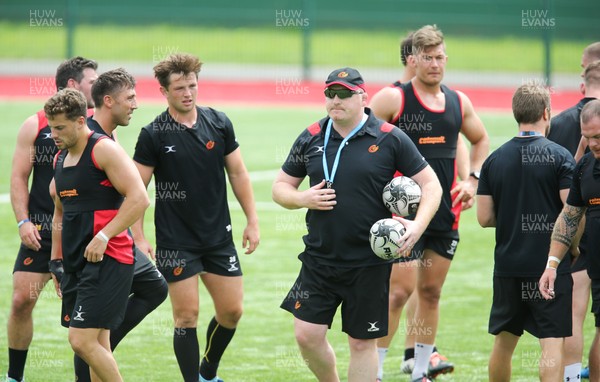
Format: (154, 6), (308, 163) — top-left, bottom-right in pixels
(272, 67), (442, 381)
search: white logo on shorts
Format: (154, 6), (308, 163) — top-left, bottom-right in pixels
(227, 262), (239, 272)
(447, 240), (458, 255)
(73, 305), (86, 322)
(367, 321), (380, 332)
(225, 224), (232, 232)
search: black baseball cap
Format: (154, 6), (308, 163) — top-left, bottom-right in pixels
(325, 67), (365, 91)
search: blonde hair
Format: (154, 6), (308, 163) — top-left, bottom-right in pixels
(412, 25), (444, 55)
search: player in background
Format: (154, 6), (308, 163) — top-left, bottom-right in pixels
(480, 84), (575, 382)
(370, 24), (489, 381)
(372, 31), (470, 381)
(6, 56), (97, 382)
(546, 43), (600, 380)
(132, 53), (260, 382)
(273, 66), (442, 382)
(66, 68), (169, 382)
(48, 88), (150, 381)
(540, 99), (600, 381)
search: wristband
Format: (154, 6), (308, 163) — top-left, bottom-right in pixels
(96, 230), (109, 243)
(18, 218), (30, 228)
(48, 259), (64, 283)
(546, 256), (561, 270)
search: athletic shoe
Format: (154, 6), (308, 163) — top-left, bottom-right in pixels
(401, 357), (415, 374)
(427, 351), (454, 378)
(582, 366), (590, 379)
(199, 375), (223, 382)
(5, 376), (23, 382)
(411, 375), (432, 382)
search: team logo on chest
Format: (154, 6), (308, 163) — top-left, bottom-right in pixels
(164, 145), (176, 153)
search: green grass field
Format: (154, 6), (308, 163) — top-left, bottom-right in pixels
(0, 21), (588, 74)
(0, 100), (594, 381)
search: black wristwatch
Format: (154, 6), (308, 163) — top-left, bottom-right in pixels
(469, 171), (481, 180)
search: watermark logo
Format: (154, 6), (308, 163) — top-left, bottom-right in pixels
(521, 214), (554, 234)
(152, 112), (186, 132)
(397, 255), (432, 268)
(278, 281), (310, 302)
(521, 146), (555, 165)
(155, 182), (187, 202)
(281, 145), (309, 165)
(276, 77), (310, 96)
(399, 317), (433, 336)
(29, 9), (63, 27)
(29, 349), (64, 367)
(521, 281), (544, 302)
(275, 9), (309, 28)
(275, 213), (307, 232)
(397, 112), (433, 133)
(152, 46), (180, 64)
(29, 77), (56, 96)
(521, 9), (555, 29)
(155, 249), (187, 269)
(521, 77), (556, 95)
(275, 346), (308, 369)
(30, 143), (57, 164)
(521, 349), (557, 368)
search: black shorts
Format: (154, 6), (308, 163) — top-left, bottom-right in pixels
(155, 242), (242, 283)
(488, 275), (572, 338)
(12, 237), (52, 273)
(61, 255), (134, 330)
(280, 259), (392, 339)
(589, 279), (600, 327)
(396, 231), (459, 263)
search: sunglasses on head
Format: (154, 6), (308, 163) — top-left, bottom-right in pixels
(324, 87), (362, 99)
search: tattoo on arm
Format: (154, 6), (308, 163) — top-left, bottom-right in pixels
(551, 205), (585, 246)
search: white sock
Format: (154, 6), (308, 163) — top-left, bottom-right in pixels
(564, 362), (582, 381)
(377, 347), (388, 380)
(412, 343), (434, 379)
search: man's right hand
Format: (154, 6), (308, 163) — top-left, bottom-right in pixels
(19, 221), (42, 251)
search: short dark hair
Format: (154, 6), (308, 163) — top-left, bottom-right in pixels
(153, 53), (202, 89)
(512, 84), (550, 125)
(400, 32), (414, 66)
(584, 60), (600, 89)
(55, 56), (98, 91)
(581, 99), (600, 126)
(92, 68), (136, 107)
(44, 88), (88, 121)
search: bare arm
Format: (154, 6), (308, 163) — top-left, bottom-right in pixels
(539, 203), (586, 299)
(451, 91), (490, 207)
(84, 140), (150, 263)
(10, 114), (42, 250)
(225, 148), (260, 254)
(369, 86), (403, 123)
(476, 195), (496, 227)
(131, 161), (155, 258)
(49, 178), (63, 296)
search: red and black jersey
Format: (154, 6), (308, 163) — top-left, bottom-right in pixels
(28, 110), (58, 238)
(54, 132), (134, 272)
(392, 81), (463, 235)
(133, 106), (239, 252)
(282, 108), (428, 267)
(28, 109), (94, 239)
